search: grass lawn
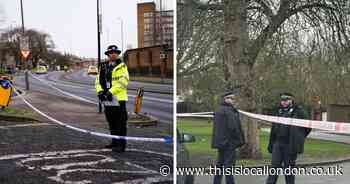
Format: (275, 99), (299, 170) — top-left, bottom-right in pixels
(0, 107), (32, 116)
(178, 118), (350, 167)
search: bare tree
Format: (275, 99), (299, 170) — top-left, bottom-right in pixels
(178, 0), (350, 159)
(0, 28), (55, 69)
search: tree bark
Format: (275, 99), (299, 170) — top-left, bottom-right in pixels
(223, 0), (261, 159)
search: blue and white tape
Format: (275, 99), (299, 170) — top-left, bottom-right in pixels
(177, 111), (350, 134)
(10, 83), (173, 144)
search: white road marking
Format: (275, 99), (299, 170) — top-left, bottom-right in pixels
(31, 154), (115, 171)
(49, 169), (157, 184)
(30, 73), (96, 105)
(0, 123), (52, 129)
(0, 149), (111, 161)
(1, 148), (172, 184)
(33, 72), (172, 104)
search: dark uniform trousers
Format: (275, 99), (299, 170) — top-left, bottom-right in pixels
(213, 148), (236, 184)
(266, 142), (297, 184)
(104, 101), (128, 149)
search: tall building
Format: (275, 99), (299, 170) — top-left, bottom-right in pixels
(137, 2), (173, 48)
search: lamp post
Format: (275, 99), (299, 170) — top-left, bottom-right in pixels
(20, 0), (29, 90)
(97, 0), (102, 113)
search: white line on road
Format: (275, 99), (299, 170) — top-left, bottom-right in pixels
(0, 123), (52, 129)
(41, 154), (116, 170)
(0, 148), (172, 184)
(0, 148), (172, 161)
(49, 169), (159, 184)
(30, 73), (96, 105)
(32, 73), (172, 104)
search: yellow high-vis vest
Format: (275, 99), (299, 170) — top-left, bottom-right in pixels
(95, 62), (129, 101)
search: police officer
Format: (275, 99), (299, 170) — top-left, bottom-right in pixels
(212, 90), (245, 184)
(266, 93), (312, 184)
(95, 45), (129, 153)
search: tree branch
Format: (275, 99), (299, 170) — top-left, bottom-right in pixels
(247, 1), (340, 66)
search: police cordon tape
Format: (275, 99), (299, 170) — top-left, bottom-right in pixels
(9, 83), (173, 144)
(177, 111), (350, 134)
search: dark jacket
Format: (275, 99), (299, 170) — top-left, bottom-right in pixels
(267, 105), (312, 154)
(211, 102), (245, 149)
(98, 59), (122, 92)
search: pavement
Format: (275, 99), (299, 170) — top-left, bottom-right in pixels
(0, 71), (173, 183)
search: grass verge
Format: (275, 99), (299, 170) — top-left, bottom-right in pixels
(178, 118), (350, 167)
(0, 107), (37, 122)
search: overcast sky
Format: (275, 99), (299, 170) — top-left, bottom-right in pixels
(0, 0), (173, 59)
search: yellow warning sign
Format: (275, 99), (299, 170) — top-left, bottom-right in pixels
(21, 50), (30, 59)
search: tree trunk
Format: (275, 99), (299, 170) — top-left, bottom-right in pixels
(223, 0), (261, 159)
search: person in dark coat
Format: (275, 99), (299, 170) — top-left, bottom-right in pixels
(212, 90), (245, 184)
(266, 93), (312, 184)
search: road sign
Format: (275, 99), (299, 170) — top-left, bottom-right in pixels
(21, 50), (30, 59)
(20, 36), (30, 59)
(160, 53), (166, 59)
(20, 36), (29, 50)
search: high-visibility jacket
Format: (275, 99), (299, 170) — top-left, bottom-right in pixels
(95, 60), (129, 101)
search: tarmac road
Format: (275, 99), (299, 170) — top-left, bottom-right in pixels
(65, 69), (173, 94)
(0, 71), (174, 183)
(14, 70), (173, 124)
(0, 117), (173, 184)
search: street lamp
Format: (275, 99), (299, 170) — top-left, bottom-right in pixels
(97, 0), (102, 113)
(19, 0), (30, 90)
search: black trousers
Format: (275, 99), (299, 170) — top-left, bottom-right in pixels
(213, 148), (236, 184)
(266, 142), (297, 184)
(104, 101), (128, 149)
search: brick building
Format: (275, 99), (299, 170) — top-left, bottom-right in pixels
(137, 2), (173, 48)
(124, 44), (173, 78)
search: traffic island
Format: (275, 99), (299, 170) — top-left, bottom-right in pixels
(0, 108), (38, 123)
(128, 112), (158, 127)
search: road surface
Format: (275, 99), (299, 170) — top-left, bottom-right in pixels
(0, 70), (173, 183)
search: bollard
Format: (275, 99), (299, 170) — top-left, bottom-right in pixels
(134, 87), (144, 114)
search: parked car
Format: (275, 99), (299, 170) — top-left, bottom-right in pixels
(6, 66), (16, 74)
(35, 66), (48, 74)
(87, 65), (98, 75)
(177, 130), (196, 184)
